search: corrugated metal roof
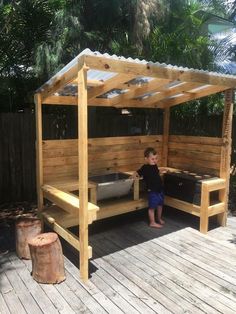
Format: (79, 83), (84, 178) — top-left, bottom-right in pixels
(37, 49), (236, 109)
(38, 48), (236, 94)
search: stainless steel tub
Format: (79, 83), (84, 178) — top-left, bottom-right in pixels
(89, 172), (134, 201)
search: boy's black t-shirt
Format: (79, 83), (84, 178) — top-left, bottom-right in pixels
(137, 164), (163, 192)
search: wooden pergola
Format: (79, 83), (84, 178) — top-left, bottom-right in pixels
(35, 49), (235, 281)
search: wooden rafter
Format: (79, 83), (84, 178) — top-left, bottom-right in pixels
(39, 56), (85, 101)
(115, 82), (203, 108)
(88, 73), (137, 100)
(108, 78), (171, 106)
(41, 84), (229, 108)
(71, 79), (105, 87)
(42, 95), (77, 105)
(83, 79), (104, 87)
(161, 85), (229, 108)
(40, 54), (236, 108)
(138, 82), (203, 107)
(84, 55), (236, 88)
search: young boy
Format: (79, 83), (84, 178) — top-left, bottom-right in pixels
(134, 147), (164, 228)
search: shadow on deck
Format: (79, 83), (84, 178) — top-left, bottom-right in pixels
(1, 208), (236, 314)
(63, 206), (220, 272)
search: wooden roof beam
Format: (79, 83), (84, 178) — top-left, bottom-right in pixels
(136, 82), (203, 107)
(115, 102), (165, 109)
(41, 85), (228, 108)
(108, 78), (171, 106)
(42, 95), (77, 105)
(88, 73), (137, 100)
(42, 95), (112, 106)
(161, 85), (229, 108)
(39, 56), (86, 102)
(71, 78), (105, 87)
(114, 82), (202, 108)
(84, 55), (236, 88)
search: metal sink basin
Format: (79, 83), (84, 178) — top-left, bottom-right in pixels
(89, 172), (134, 201)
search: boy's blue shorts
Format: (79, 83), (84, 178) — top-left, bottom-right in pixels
(148, 191), (164, 208)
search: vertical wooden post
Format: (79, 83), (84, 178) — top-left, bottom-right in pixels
(35, 93), (43, 212)
(162, 107), (170, 167)
(200, 183), (209, 234)
(133, 178), (140, 201)
(78, 63), (89, 281)
(218, 89), (234, 226)
(89, 186), (97, 205)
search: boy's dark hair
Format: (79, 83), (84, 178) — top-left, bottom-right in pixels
(144, 147), (157, 157)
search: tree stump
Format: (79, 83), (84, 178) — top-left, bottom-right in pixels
(28, 232), (66, 284)
(15, 218), (42, 259)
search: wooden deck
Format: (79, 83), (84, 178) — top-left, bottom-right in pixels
(1, 209), (236, 313)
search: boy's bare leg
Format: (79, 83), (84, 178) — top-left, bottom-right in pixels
(148, 208), (163, 228)
(157, 205), (165, 225)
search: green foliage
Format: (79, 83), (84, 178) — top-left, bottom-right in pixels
(171, 93), (225, 118)
(0, 0), (234, 112)
(34, 1), (83, 80)
(146, 0), (214, 69)
(0, 0), (62, 76)
(0, 0), (66, 110)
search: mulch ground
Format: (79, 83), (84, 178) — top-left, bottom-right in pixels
(0, 202), (38, 254)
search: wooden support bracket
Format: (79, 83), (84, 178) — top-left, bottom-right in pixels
(39, 211), (92, 258)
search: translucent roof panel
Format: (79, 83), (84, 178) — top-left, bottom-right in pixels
(87, 69), (117, 81)
(37, 48), (236, 105)
(188, 85), (211, 93)
(135, 92), (160, 100)
(97, 89), (129, 99)
(125, 77), (154, 85)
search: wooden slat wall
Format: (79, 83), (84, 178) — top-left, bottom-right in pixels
(1, 113), (235, 203)
(42, 135), (163, 182)
(168, 135), (223, 176)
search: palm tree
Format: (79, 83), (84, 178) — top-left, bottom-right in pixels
(146, 0), (214, 69)
(201, 0), (236, 73)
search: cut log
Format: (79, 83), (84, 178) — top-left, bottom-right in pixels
(15, 218), (42, 259)
(28, 232), (65, 284)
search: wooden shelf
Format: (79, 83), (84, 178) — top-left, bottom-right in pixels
(164, 196), (200, 216)
(42, 184), (99, 224)
(40, 205), (92, 258)
(96, 196), (148, 220)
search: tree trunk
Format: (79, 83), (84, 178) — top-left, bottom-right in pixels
(15, 218), (42, 259)
(28, 232), (66, 284)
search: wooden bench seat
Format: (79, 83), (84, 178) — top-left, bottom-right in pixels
(163, 175), (226, 233)
(40, 184), (99, 259)
(42, 169), (226, 234)
(44, 177), (97, 191)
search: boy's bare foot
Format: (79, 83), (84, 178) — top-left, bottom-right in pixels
(159, 218), (165, 225)
(149, 222), (163, 228)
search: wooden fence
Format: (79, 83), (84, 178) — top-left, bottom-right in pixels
(0, 110), (235, 203)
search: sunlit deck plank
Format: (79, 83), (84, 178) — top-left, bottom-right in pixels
(1, 214), (236, 314)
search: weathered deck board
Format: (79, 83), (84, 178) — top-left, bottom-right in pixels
(22, 258), (92, 314)
(0, 271), (27, 314)
(208, 216), (236, 247)
(92, 234), (204, 314)
(0, 292), (11, 314)
(1, 213), (236, 314)
(142, 226), (236, 307)
(93, 223), (236, 314)
(7, 254), (59, 314)
(2, 256), (42, 314)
